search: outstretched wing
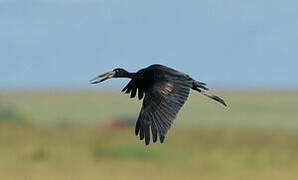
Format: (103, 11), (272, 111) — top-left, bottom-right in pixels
(135, 79), (191, 145)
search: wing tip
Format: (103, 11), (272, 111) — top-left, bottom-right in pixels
(136, 127), (167, 145)
(159, 135), (165, 143)
(145, 139), (150, 146)
(135, 120), (140, 135)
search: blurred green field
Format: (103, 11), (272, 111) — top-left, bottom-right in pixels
(0, 91), (298, 180)
(1, 91), (298, 129)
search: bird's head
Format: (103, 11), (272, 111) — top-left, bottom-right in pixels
(90, 68), (130, 84)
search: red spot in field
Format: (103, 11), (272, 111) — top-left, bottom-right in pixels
(101, 117), (134, 130)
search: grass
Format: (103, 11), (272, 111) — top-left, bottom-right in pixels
(0, 124), (298, 180)
(0, 100), (27, 124)
(1, 91), (298, 129)
(0, 91), (297, 179)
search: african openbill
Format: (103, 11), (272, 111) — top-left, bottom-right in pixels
(90, 64), (226, 145)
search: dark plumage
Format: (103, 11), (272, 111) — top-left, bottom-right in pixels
(90, 64), (226, 145)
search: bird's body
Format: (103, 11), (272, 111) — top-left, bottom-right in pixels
(90, 64), (226, 145)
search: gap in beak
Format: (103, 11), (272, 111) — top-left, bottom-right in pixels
(90, 70), (114, 84)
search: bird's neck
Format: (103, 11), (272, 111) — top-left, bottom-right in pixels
(116, 71), (141, 79)
(128, 72), (138, 79)
(116, 71), (137, 79)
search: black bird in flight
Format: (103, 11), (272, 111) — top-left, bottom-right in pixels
(90, 64), (226, 145)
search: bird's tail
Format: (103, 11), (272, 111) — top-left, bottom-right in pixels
(192, 81), (227, 107)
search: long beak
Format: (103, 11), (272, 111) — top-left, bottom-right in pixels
(90, 70), (115, 84)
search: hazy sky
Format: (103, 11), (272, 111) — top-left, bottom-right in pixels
(0, 0), (297, 90)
